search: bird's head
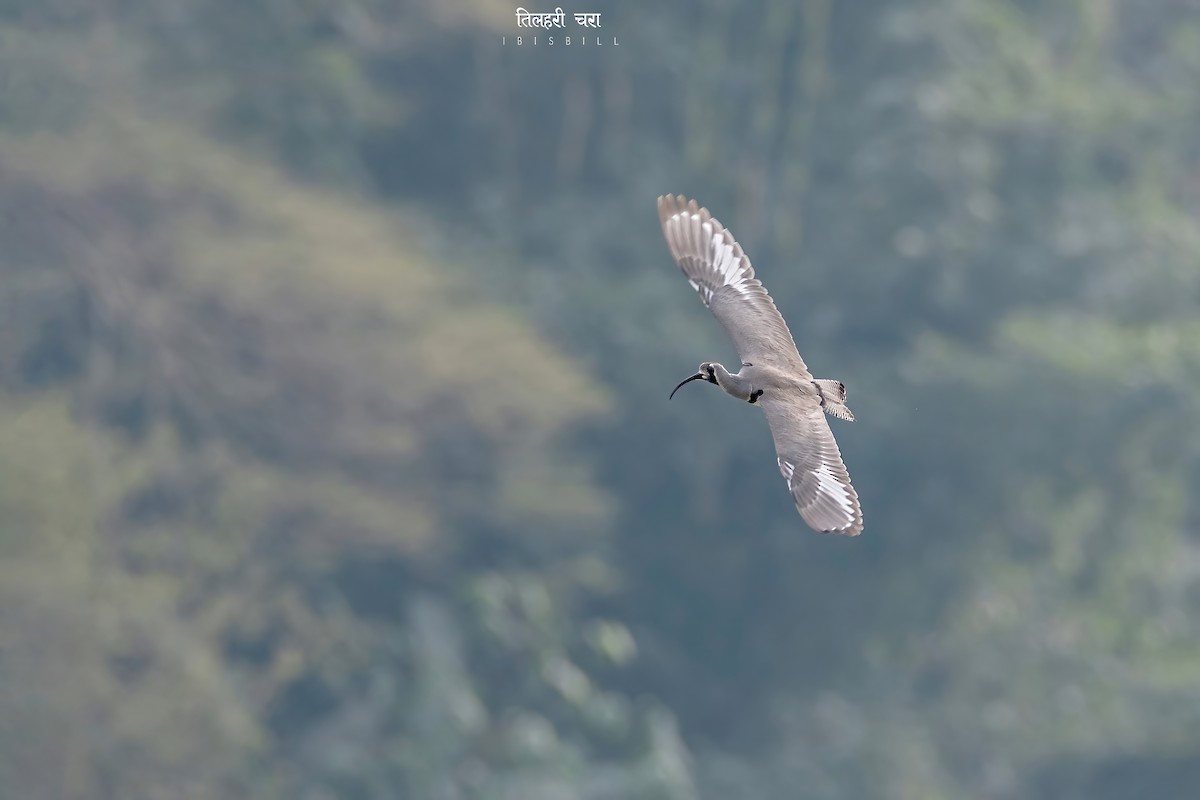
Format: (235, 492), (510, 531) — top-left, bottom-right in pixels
(669, 362), (719, 399)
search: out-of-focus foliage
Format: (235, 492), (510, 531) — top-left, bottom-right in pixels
(2, 0), (1200, 798)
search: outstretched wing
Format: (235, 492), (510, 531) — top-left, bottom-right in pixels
(761, 395), (862, 535)
(658, 194), (810, 374)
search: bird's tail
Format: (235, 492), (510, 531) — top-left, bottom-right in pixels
(814, 379), (855, 422)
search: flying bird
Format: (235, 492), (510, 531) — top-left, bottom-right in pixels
(659, 194), (863, 535)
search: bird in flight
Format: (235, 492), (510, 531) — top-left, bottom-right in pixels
(658, 194), (863, 535)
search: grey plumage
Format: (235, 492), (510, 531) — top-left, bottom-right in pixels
(658, 194), (863, 536)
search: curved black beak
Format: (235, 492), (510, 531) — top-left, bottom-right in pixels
(669, 372), (707, 400)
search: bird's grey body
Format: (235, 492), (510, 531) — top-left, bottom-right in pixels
(659, 194), (863, 535)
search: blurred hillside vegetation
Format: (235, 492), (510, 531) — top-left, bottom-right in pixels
(2, 0), (1200, 798)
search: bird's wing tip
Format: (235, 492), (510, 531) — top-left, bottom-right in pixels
(657, 193), (703, 212)
(812, 517), (863, 536)
(657, 194), (683, 225)
(658, 194), (719, 234)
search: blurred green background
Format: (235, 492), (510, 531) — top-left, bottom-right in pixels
(3, 0), (1200, 797)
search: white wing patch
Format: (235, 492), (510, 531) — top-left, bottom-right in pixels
(667, 210), (757, 308)
(779, 456), (858, 526)
(813, 463), (855, 517)
(701, 220), (754, 297)
(778, 457), (796, 484)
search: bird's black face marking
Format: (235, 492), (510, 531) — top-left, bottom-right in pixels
(748, 389), (764, 405)
(705, 363), (717, 383)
